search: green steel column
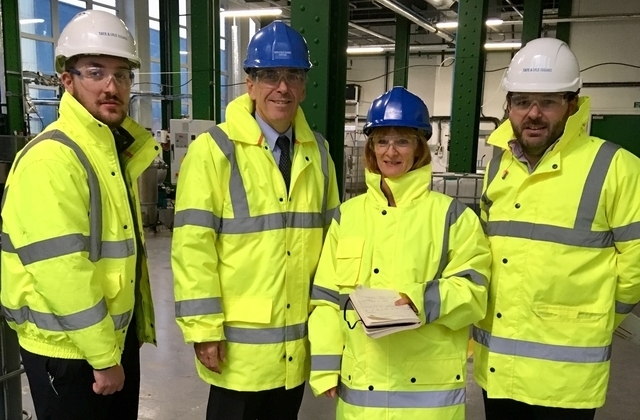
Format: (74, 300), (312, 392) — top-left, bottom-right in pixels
(291, 0), (349, 196)
(522, 0), (544, 46)
(159, 0), (181, 127)
(448, 0), (489, 173)
(190, 0), (220, 121)
(1, 0), (26, 135)
(556, 0), (572, 44)
(393, 15), (411, 88)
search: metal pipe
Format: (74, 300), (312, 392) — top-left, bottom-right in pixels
(0, 369), (24, 384)
(504, 0), (524, 19)
(374, 0), (454, 43)
(348, 22), (395, 43)
(348, 43), (455, 55)
(501, 13), (640, 25)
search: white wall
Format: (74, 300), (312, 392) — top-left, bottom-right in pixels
(345, 0), (640, 171)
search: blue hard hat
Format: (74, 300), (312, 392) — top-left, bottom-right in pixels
(243, 21), (312, 73)
(363, 87), (432, 139)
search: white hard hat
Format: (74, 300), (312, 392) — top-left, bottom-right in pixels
(55, 9), (140, 73)
(502, 37), (582, 93)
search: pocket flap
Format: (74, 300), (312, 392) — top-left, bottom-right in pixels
(532, 303), (607, 322)
(223, 296), (272, 324)
(103, 270), (123, 300)
(405, 356), (464, 385)
(336, 237), (365, 259)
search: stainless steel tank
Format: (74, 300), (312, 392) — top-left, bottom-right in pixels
(138, 157), (166, 227)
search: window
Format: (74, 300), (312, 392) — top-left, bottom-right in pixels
(21, 38), (55, 74)
(19, 0), (52, 36)
(59, 0), (86, 33)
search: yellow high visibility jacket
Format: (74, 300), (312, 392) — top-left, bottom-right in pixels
(309, 165), (490, 420)
(1, 92), (158, 369)
(473, 97), (640, 408)
(172, 93), (340, 392)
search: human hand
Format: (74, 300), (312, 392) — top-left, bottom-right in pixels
(395, 293), (418, 313)
(93, 365), (125, 395)
(194, 341), (226, 374)
(324, 386), (337, 398)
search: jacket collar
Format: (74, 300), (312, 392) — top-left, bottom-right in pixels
(366, 164), (432, 207)
(488, 96), (592, 153)
(224, 93), (315, 145)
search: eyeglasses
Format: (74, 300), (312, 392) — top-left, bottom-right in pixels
(509, 93), (569, 113)
(254, 69), (306, 87)
(373, 137), (415, 151)
(69, 67), (135, 89)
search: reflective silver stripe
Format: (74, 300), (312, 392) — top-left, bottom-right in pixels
(2, 298), (109, 332)
(208, 126), (250, 218)
(338, 382), (465, 409)
(174, 209), (220, 231)
(451, 269), (487, 287)
(101, 239), (135, 259)
(287, 212), (324, 229)
(175, 297), (223, 317)
(340, 294), (353, 310)
(575, 142), (620, 229)
(314, 132), (330, 226)
(311, 355), (341, 371)
(5, 233), (89, 265)
(220, 214), (284, 234)
(311, 285), (339, 306)
(112, 310), (132, 330)
(224, 322), (307, 344)
(615, 301), (637, 315)
(486, 221), (613, 248)
(424, 280), (441, 323)
(330, 206), (341, 225)
(14, 131), (104, 262)
(1, 185), (8, 211)
(480, 218), (487, 234)
(613, 222), (640, 242)
(482, 151), (504, 218)
(473, 327), (611, 363)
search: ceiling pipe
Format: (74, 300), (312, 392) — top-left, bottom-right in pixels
(424, 0), (456, 10)
(497, 13), (640, 25)
(374, 0), (455, 43)
(348, 22), (395, 43)
(503, 0), (524, 19)
(347, 43), (455, 55)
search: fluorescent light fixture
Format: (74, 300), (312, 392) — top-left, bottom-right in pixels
(180, 51), (188, 55)
(220, 8), (282, 18)
(19, 18), (45, 25)
(485, 41), (521, 50)
(436, 18), (505, 29)
(347, 46), (385, 54)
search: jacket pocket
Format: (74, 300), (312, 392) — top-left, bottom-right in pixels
(340, 352), (357, 385)
(405, 356), (465, 385)
(335, 237), (365, 287)
(223, 296), (272, 324)
(102, 270), (124, 300)
(532, 304), (607, 323)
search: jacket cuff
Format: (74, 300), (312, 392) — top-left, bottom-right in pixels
(309, 372), (340, 397)
(87, 345), (121, 370)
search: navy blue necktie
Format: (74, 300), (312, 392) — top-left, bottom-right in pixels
(276, 135), (291, 192)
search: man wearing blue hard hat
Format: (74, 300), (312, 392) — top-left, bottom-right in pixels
(172, 20), (340, 419)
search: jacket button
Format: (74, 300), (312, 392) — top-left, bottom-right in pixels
(279, 198), (284, 202)
(514, 203), (520, 209)
(111, 172), (116, 176)
(490, 367), (495, 373)
(264, 145), (268, 150)
(381, 210), (387, 215)
(130, 280), (134, 283)
(288, 356), (293, 361)
(502, 258), (508, 264)
(154, 145), (159, 151)
(348, 375), (351, 380)
(283, 355), (286, 359)
(410, 378), (416, 383)
(150, 323), (154, 328)
(373, 268), (379, 274)
(368, 385), (374, 391)
(552, 164), (558, 169)
(98, 124), (102, 128)
(287, 251), (291, 256)
(124, 225), (128, 229)
(456, 375), (461, 380)
(497, 313), (502, 318)
(305, 157), (310, 161)
(286, 303), (291, 309)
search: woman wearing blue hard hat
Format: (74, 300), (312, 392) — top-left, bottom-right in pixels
(308, 86), (491, 419)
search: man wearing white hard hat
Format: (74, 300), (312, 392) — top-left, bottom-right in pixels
(0, 10), (158, 420)
(473, 37), (640, 419)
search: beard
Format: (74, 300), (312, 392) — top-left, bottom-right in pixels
(72, 90), (128, 129)
(512, 108), (571, 158)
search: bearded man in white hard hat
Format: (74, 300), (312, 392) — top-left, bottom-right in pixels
(0, 10), (158, 420)
(473, 37), (640, 420)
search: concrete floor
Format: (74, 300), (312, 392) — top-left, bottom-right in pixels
(19, 233), (640, 419)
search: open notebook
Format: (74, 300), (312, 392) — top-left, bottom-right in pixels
(349, 285), (421, 339)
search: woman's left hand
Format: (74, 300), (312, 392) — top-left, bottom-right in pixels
(395, 293), (418, 314)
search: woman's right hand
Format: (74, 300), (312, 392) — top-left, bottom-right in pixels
(324, 387), (338, 398)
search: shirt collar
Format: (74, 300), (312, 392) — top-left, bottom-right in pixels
(255, 113), (293, 150)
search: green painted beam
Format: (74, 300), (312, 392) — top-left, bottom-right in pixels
(291, 0), (348, 197)
(522, 0), (544, 46)
(393, 15), (411, 88)
(159, 0), (182, 127)
(190, 0), (218, 121)
(1, 0), (26, 135)
(213, 5), (221, 123)
(448, 0), (489, 173)
(556, 0), (572, 44)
